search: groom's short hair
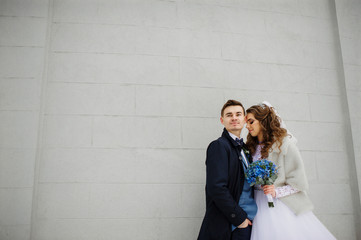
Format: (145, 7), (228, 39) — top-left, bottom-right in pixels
(221, 100), (245, 116)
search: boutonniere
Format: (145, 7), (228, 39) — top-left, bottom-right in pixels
(242, 145), (250, 156)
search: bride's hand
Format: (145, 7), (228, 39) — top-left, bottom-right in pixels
(262, 185), (276, 198)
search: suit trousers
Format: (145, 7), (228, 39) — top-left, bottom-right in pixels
(231, 225), (252, 240)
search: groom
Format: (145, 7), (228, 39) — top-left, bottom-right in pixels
(198, 100), (257, 240)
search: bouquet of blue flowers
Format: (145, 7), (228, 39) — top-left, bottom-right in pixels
(245, 159), (278, 207)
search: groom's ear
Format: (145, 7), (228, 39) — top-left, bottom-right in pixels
(220, 117), (224, 125)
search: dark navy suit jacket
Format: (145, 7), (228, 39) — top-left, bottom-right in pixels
(198, 128), (251, 240)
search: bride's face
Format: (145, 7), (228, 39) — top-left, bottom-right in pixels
(246, 113), (261, 137)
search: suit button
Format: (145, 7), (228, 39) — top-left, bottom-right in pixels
(231, 214), (235, 218)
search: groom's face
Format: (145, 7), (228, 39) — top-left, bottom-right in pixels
(220, 105), (245, 133)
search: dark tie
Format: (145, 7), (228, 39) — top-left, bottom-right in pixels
(235, 138), (244, 147)
(236, 138), (248, 168)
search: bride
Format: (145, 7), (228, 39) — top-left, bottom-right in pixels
(245, 102), (336, 240)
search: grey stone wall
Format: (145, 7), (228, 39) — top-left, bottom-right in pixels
(0, 0), (360, 239)
(0, 0), (48, 239)
(335, 0), (361, 239)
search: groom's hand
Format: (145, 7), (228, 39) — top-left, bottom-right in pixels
(238, 218), (252, 228)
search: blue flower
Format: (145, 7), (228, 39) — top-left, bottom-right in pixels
(245, 159), (278, 186)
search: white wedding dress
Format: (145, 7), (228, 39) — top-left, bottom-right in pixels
(250, 146), (337, 240)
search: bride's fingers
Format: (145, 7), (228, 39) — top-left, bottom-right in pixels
(262, 185), (275, 191)
(262, 186), (275, 195)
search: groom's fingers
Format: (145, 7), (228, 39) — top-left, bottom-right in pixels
(238, 219), (252, 228)
(238, 220), (247, 228)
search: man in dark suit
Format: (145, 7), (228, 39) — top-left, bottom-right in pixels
(198, 100), (257, 240)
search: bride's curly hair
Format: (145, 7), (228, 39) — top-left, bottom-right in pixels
(246, 104), (288, 158)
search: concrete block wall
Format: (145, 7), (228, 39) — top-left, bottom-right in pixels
(335, 2), (361, 238)
(0, 0), (49, 239)
(0, 0), (360, 239)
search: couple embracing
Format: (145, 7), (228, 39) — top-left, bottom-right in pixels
(197, 100), (336, 240)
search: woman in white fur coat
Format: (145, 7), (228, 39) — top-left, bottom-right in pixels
(245, 103), (336, 240)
